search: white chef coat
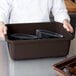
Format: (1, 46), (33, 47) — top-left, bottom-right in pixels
(0, 0), (70, 24)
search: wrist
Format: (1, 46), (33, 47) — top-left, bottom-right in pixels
(0, 21), (5, 26)
(63, 19), (70, 24)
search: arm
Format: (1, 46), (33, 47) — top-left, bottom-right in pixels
(0, 21), (7, 38)
(0, 0), (12, 38)
(52, 0), (73, 33)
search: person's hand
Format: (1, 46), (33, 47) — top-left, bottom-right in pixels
(0, 22), (7, 39)
(63, 19), (73, 33)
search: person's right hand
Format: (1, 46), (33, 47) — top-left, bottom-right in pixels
(0, 22), (7, 39)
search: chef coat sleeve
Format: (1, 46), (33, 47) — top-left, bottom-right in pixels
(0, 0), (12, 24)
(52, 0), (70, 23)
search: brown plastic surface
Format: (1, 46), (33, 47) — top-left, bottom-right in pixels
(53, 55), (76, 76)
(6, 22), (75, 60)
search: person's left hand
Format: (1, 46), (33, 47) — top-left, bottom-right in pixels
(63, 19), (73, 33)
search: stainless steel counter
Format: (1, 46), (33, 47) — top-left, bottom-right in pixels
(0, 39), (74, 76)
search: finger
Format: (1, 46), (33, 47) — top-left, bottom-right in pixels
(4, 26), (7, 34)
(63, 24), (70, 31)
(2, 26), (7, 35)
(63, 24), (73, 33)
(68, 24), (73, 33)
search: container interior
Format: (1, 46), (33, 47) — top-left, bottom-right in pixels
(53, 56), (76, 76)
(6, 22), (74, 40)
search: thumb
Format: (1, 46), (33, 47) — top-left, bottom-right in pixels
(3, 26), (7, 35)
(63, 22), (73, 33)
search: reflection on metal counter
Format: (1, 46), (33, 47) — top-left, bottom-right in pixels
(0, 40), (10, 76)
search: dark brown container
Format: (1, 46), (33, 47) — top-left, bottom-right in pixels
(6, 22), (75, 60)
(53, 55), (76, 76)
